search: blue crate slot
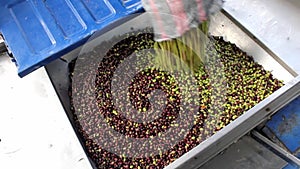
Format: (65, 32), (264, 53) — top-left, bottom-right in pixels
(119, 0), (142, 8)
(0, 0), (143, 77)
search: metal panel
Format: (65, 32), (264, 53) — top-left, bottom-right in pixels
(223, 0), (300, 75)
(252, 131), (300, 168)
(0, 52), (93, 169)
(208, 11), (295, 83)
(200, 135), (287, 169)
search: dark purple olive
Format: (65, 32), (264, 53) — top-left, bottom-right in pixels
(69, 29), (284, 169)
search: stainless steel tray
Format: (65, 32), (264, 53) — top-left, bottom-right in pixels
(46, 11), (300, 169)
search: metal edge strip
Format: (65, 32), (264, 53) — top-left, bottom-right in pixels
(252, 130), (300, 167)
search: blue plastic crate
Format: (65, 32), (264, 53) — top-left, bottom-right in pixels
(266, 96), (300, 153)
(266, 96), (300, 168)
(0, 0), (143, 77)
